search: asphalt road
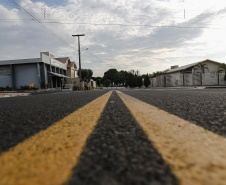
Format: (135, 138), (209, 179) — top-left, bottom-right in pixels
(0, 88), (226, 185)
(122, 88), (226, 137)
(0, 90), (107, 154)
(67, 91), (178, 185)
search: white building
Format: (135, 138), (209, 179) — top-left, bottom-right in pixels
(151, 59), (226, 87)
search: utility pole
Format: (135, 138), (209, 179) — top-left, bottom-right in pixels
(72, 34), (85, 90)
(41, 5), (46, 18)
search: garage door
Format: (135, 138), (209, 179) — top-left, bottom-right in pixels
(14, 64), (39, 89)
(0, 66), (12, 88)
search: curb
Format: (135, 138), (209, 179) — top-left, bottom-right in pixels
(0, 93), (31, 98)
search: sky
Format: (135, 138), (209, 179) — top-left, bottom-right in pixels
(1, 0), (226, 77)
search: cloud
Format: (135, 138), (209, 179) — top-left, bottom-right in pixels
(1, 0), (226, 76)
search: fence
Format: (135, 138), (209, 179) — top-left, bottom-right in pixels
(151, 72), (226, 87)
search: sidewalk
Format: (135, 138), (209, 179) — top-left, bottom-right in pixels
(0, 92), (31, 98)
(0, 89), (63, 98)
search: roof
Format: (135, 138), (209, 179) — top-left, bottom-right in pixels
(0, 58), (41, 65)
(167, 62), (199, 73)
(67, 62), (77, 68)
(55, 57), (69, 64)
(167, 59), (221, 73)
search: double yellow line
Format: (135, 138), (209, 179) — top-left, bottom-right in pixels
(1, 91), (226, 185)
(0, 92), (112, 185)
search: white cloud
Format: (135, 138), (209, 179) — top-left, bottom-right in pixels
(1, 0), (226, 76)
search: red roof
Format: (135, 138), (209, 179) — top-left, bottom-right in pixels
(67, 62), (77, 68)
(55, 57), (69, 64)
(55, 57), (76, 68)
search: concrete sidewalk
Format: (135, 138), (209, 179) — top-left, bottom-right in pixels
(0, 92), (31, 98)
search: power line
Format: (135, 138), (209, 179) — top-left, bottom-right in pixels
(7, 0), (74, 48)
(0, 18), (224, 29)
(84, 49), (106, 64)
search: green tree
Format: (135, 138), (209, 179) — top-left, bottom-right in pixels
(149, 71), (165, 78)
(117, 70), (128, 85)
(137, 76), (143, 88)
(194, 62), (209, 73)
(103, 69), (118, 85)
(92, 77), (102, 86)
(86, 69), (93, 82)
(144, 74), (150, 88)
(132, 75), (138, 88)
(77, 69), (93, 82)
(103, 79), (111, 88)
(127, 72), (134, 88)
(194, 62), (209, 86)
(218, 63), (226, 81)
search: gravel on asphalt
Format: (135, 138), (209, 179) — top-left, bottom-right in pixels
(122, 88), (226, 137)
(0, 90), (108, 154)
(67, 91), (179, 185)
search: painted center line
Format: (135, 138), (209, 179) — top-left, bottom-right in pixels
(0, 91), (112, 185)
(117, 91), (226, 185)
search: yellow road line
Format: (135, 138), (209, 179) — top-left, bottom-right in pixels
(0, 91), (112, 185)
(117, 91), (226, 185)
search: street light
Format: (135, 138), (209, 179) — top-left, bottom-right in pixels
(72, 34), (85, 90)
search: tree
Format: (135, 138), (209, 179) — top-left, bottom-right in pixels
(103, 69), (118, 85)
(149, 71), (165, 78)
(77, 69), (93, 82)
(86, 69), (93, 81)
(132, 75), (138, 88)
(127, 72), (134, 88)
(117, 70), (128, 85)
(137, 76), (143, 88)
(194, 62), (209, 73)
(218, 63), (226, 81)
(103, 79), (111, 88)
(194, 62), (209, 86)
(92, 77), (102, 86)
(144, 74), (150, 88)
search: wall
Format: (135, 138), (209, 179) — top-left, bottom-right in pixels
(40, 53), (67, 70)
(203, 61), (220, 72)
(14, 64), (39, 89)
(0, 65), (12, 87)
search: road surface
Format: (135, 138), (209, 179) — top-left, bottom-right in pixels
(0, 88), (226, 185)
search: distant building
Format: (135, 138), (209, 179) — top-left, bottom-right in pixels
(54, 57), (77, 78)
(0, 52), (76, 90)
(151, 59), (226, 87)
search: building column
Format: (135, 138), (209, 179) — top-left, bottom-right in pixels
(40, 63), (47, 88)
(37, 63), (41, 89)
(10, 64), (15, 90)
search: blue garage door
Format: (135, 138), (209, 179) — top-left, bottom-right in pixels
(14, 64), (39, 89)
(0, 66), (12, 88)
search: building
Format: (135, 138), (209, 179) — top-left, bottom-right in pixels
(0, 52), (72, 90)
(151, 59), (226, 87)
(54, 57), (77, 78)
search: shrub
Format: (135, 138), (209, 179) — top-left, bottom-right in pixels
(5, 86), (12, 91)
(20, 85), (30, 90)
(0, 87), (5, 91)
(45, 83), (50, 89)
